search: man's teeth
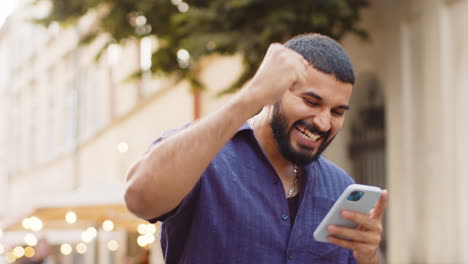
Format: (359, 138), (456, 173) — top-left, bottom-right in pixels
(296, 125), (320, 142)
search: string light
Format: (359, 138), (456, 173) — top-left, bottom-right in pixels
(147, 224), (156, 234)
(136, 223), (157, 247)
(117, 142), (129, 153)
(24, 247), (35, 258)
(5, 251), (16, 263)
(22, 218), (32, 230)
(137, 235), (147, 247)
(102, 220), (114, 232)
(107, 240), (119, 251)
(87, 227), (97, 237)
(13, 246), (25, 258)
(29, 217), (43, 232)
(76, 243), (87, 254)
(144, 233), (155, 244)
(81, 231), (93, 243)
(24, 233), (38, 246)
(178, 2), (189, 13)
(135, 16), (147, 27)
(137, 224), (148, 235)
(177, 49), (190, 62)
(81, 227), (98, 243)
(60, 244), (72, 255)
(65, 211), (77, 224)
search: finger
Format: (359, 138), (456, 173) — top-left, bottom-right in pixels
(284, 45), (307, 62)
(340, 210), (377, 231)
(371, 189), (388, 221)
(296, 70), (308, 86)
(294, 53), (309, 68)
(327, 225), (381, 245)
(327, 235), (378, 257)
(282, 45), (309, 68)
(294, 58), (309, 84)
(267, 43), (282, 54)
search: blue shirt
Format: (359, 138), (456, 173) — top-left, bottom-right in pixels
(150, 123), (356, 264)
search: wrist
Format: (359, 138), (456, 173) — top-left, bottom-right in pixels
(232, 83), (265, 118)
(356, 249), (382, 264)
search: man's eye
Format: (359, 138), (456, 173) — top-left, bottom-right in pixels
(332, 110), (344, 116)
(304, 98), (319, 106)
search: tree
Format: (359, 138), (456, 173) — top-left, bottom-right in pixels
(36, 0), (369, 92)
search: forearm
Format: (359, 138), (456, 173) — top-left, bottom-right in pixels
(125, 88), (260, 219)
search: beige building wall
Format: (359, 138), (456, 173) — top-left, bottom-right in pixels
(0, 4), (183, 263)
(0, 3), (240, 263)
(0, 37), (8, 218)
(198, 54), (243, 116)
(372, 0), (468, 263)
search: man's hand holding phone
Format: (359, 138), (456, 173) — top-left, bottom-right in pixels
(327, 189), (388, 264)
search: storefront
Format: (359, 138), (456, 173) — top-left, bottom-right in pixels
(0, 185), (163, 264)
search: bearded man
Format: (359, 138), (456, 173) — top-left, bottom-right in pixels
(125, 33), (388, 264)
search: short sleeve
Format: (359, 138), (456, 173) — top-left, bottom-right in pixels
(147, 178), (202, 223)
(143, 123), (200, 223)
(145, 123), (191, 154)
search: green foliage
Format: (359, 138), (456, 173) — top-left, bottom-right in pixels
(37, 0), (369, 92)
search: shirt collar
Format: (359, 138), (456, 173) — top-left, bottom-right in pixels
(236, 121), (254, 133)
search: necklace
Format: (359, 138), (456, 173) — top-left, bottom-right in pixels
(287, 164), (299, 198)
(250, 116), (299, 198)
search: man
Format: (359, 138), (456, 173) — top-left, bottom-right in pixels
(125, 33), (388, 263)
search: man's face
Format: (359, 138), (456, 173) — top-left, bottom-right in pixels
(270, 65), (352, 165)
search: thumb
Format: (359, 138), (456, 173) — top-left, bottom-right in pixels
(371, 189), (388, 221)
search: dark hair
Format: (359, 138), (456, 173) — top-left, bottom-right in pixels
(284, 33), (355, 84)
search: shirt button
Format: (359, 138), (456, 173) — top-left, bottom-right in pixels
(281, 213), (289, 220)
(287, 253), (293, 260)
(273, 179), (279, 184)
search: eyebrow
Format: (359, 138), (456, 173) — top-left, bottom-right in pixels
(302, 91), (350, 110)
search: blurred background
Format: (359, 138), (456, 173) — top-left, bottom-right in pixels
(0, 0), (467, 263)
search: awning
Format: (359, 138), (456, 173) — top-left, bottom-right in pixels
(1, 183), (145, 233)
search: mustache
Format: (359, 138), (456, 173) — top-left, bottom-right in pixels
(294, 120), (331, 138)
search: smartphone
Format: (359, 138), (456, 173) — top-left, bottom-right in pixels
(313, 184), (382, 243)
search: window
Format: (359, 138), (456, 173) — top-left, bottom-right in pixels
(65, 85), (78, 151)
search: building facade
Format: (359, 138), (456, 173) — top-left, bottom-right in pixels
(1, 0), (468, 263)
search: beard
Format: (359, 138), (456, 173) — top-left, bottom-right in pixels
(270, 101), (334, 166)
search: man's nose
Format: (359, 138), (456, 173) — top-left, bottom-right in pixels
(312, 110), (331, 133)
